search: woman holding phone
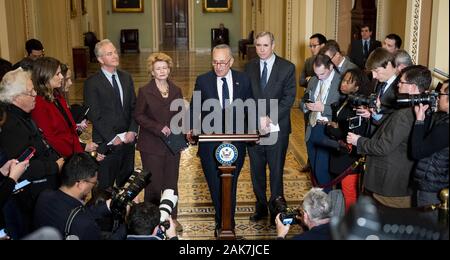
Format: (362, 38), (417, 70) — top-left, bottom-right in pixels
(30, 57), (97, 158)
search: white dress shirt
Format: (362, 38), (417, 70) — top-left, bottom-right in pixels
(216, 70), (234, 109)
(313, 70), (336, 122)
(260, 54), (276, 84)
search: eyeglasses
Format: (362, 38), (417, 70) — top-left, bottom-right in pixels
(82, 179), (98, 187)
(212, 58), (232, 67)
(22, 90), (37, 97)
(399, 81), (413, 86)
(309, 44), (321, 49)
(438, 93), (449, 96)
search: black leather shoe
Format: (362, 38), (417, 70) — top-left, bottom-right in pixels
(249, 211), (268, 222)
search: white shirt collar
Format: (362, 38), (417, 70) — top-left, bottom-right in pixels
(260, 54), (276, 65)
(101, 68), (117, 79)
(338, 57), (346, 69)
(217, 70), (233, 81)
(386, 75), (397, 88)
(322, 70), (336, 86)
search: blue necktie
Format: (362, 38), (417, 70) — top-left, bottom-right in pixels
(377, 82), (388, 99)
(112, 75), (122, 108)
(260, 61), (268, 90)
(221, 77), (229, 109)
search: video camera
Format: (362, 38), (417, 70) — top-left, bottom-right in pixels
(272, 196), (302, 226)
(397, 92), (439, 111)
(348, 94), (378, 109)
(159, 189), (178, 230)
(110, 169), (152, 223)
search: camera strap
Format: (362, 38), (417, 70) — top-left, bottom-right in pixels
(64, 205), (84, 239)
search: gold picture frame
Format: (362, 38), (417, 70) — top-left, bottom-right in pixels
(203, 0), (232, 13)
(112, 0), (144, 13)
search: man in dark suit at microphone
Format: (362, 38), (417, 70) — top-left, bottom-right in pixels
(188, 44), (253, 236)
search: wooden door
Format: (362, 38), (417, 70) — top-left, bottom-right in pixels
(162, 0), (188, 50)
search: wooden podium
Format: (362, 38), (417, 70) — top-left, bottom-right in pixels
(198, 134), (259, 240)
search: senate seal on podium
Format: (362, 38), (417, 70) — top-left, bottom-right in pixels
(215, 143), (238, 165)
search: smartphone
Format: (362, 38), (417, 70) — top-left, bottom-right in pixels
(77, 107), (90, 124)
(304, 90), (314, 103)
(13, 179), (31, 193)
(348, 116), (362, 130)
(17, 147), (36, 162)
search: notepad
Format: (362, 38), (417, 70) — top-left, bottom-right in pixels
(161, 133), (189, 155)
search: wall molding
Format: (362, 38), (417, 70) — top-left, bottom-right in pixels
(334, 0), (339, 40)
(408, 0), (422, 64)
(285, 0), (293, 60)
(376, 0), (385, 40)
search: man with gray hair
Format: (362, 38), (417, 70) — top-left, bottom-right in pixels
(275, 188), (332, 240)
(0, 68), (63, 239)
(395, 50), (414, 74)
(84, 39), (138, 190)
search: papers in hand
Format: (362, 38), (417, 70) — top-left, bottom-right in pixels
(260, 123), (280, 136)
(269, 123), (280, 133)
(108, 133), (127, 146)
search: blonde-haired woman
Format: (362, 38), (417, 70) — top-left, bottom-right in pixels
(134, 53), (183, 231)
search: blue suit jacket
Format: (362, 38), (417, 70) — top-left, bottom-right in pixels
(190, 69), (253, 135)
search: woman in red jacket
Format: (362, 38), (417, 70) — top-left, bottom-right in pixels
(31, 57), (96, 158)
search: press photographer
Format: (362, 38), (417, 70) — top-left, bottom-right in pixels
(326, 69), (371, 211)
(109, 169), (151, 225)
(411, 80), (449, 207)
(33, 153), (126, 240)
(347, 65), (432, 208)
(88, 168), (151, 237)
(354, 48), (400, 126)
(126, 201), (178, 240)
(275, 188), (332, 240)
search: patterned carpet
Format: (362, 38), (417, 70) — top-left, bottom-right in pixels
(167, 145), (311, 240)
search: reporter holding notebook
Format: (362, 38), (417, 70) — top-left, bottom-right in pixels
(134, 53), (184, 232)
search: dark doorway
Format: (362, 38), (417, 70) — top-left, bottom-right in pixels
(161, 0), (189, 51)
(351, 0), (377, 41)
